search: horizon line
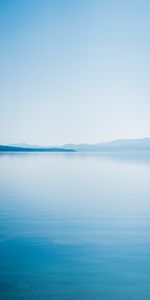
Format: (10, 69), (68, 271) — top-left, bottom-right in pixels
(1, 136), (150, 148)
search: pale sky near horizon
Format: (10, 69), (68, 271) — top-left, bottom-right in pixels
(0, 0), (150, 145)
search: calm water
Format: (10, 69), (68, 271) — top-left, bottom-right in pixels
(0, 153), (150, 300)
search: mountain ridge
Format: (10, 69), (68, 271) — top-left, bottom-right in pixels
(1, 138), (150, 152)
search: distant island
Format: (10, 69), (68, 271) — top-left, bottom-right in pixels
(0, 145), (75, 152)
(0, 138), (150, 152)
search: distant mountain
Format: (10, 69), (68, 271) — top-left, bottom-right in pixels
(61, 138), (150, 152)
(9, 143), (58, 148)
(1, 138), (150, 152)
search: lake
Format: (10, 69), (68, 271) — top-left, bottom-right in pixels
(0, 152), (150, 300)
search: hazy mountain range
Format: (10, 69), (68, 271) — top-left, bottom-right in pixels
(0, 138), (150, 152)
(61, 138), (150, 152)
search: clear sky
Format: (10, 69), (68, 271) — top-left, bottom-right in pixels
(0, 0), (150, 145)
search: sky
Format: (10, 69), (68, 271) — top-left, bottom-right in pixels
(0, 0), (150, 145)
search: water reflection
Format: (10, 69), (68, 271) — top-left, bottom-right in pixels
(0, 153), (150, 300)
(0, 151), (150, 165)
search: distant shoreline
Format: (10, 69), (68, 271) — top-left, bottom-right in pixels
(0, 145), (75, 152)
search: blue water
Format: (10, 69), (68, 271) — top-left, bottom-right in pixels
(0, 153), (150, 300)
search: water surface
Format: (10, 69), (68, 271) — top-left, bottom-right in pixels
(0, 153), (150, 300)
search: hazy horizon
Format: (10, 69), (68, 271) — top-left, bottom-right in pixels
(1, 136), (150, 148)
(1, 0), (150, 145)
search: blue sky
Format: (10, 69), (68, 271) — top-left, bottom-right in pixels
(0, 0), (150, 145)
